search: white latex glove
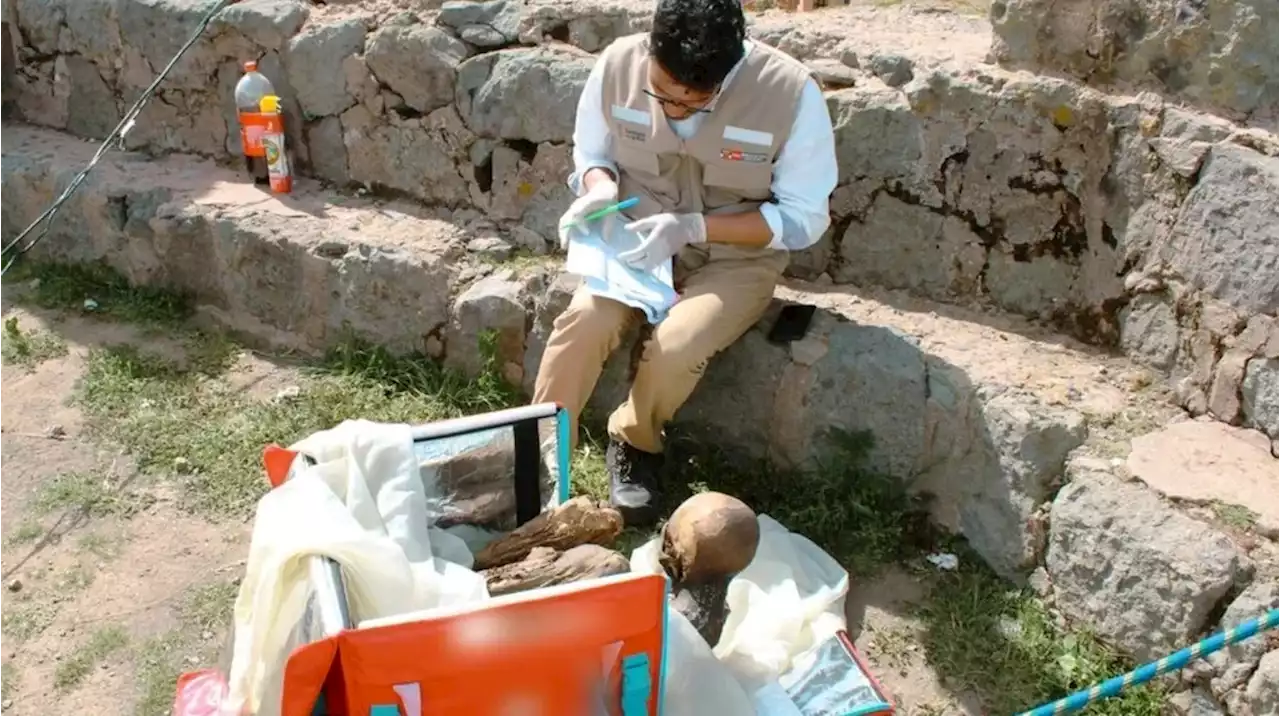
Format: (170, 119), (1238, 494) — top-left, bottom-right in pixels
(557, 177), (619, 249)
(618, 213), (707, 271)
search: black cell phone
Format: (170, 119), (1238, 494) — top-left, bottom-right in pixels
(767, 303), (817, 344)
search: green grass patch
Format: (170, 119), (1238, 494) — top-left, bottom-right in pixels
(54, 624), (129, 691)
(1, 598), (59, 641)
(55, 563), (96, 593)
(4, 519), (45, 548)
(917, 552), (1165, 715)
(1211, 501), (1258, 531)
(663, 430), (935, 576)
(77, 531), (126, 560)
(31, 470), (154, 518)
(73, 325), (522, 516)
(569, 422), (933, 574)
(134, 581), (238, 716)
(8, 260), (192, 326)
(2, 661), (19, 702)
(1, 316), (68, 368)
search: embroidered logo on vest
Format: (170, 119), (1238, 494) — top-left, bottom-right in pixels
(720, 149), (768, 163)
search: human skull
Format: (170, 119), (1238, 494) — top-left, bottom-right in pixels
(658, 491), (760, 587)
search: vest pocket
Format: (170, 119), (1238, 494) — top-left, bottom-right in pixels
(614, 143), (660, 177)
(703, 161), (773, 193)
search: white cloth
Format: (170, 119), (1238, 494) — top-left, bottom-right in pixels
(224, 420), (488, 716)
(565, 222), (680, 324)
(631, 514), (850, 712)
(569, 40), (839, 252)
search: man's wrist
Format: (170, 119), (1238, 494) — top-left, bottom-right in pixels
(582, 167), (618, 193)
(687, 213), (708, 244)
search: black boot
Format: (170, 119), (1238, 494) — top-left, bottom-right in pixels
(606, 439), (664, 527)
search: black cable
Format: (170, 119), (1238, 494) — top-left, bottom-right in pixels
(1, 0), (235, 277)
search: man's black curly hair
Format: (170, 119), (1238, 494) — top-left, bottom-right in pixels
(649, 0), (747, 93)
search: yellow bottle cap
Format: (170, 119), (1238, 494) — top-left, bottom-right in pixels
(259, 95), (281, 113)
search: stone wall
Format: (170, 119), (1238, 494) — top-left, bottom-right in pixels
(6, 0), (1275, 441)
(989, 0), (1279, 127)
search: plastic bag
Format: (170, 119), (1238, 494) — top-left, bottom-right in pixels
(631, 514), (850, 708)
(661, 607), (759, 715)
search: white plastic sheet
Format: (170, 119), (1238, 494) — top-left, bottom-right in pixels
(225, 420), (488, 716)
(631, 514), (851, 713)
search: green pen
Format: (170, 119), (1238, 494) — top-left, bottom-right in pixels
(578, 196), (640, 225)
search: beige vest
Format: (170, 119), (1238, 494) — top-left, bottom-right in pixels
(599, 33), (811, 268)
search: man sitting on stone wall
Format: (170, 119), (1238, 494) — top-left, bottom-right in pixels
(533, 0), (839, 526)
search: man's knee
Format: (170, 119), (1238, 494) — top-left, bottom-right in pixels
(549, 293), (632, 353)
(638, 323), (717, 379)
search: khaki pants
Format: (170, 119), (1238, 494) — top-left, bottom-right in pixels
(532, 247), (787, 454)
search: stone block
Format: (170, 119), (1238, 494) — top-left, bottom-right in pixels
(1046, 469), (1253, 661)
(990, 0), (1278, 121)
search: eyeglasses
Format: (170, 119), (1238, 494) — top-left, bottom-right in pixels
(643, 88), (715, 115)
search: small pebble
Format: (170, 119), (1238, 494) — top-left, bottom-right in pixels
(44, 424), (66, 439)
(6, 579), (21, 593)
(83, 298), (99, 311)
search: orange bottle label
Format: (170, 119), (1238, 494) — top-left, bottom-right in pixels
(238, 111), (270, 157)
(261, 111), (292, 193)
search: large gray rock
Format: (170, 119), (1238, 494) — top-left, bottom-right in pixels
(1159, 144), (1280, 317)
(956, 394), (1087, 578)
(1242, 358), (1279, 441)
(1046, 469), (1253, 661)
(1209, 578), (1280, 698)
(446, 271), (531, 380)
(456, 46), (594, 144)
(62, 55), (120, 139)
(989, 0), (1278, 120)
(286, 18), (366, 119)
(437, 0), (524, 48)
(486, 142), (575, 242)
(517, 0), (650, 51)
(1120, 294), (1180, 372)
(1246, 650), (1279, 716)
(1169, 688), (1228, 716)
(1, 126), (462, 354)
(215, 0), (309, 51)
(836, 193), (985, 300)
(340, 105), (474, 206)
(366, 24), (471, 114)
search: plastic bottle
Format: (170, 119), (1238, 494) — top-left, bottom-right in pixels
(259, 95), (292, 194)
(234, 60), (274, 186)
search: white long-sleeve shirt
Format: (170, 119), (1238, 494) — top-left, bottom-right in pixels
(568, 41), (840, 252)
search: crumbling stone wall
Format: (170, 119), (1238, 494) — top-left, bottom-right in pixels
(0, 0), (1131, 338)
(7, 0), (1274, 439)
(989, 0), (1279, 127)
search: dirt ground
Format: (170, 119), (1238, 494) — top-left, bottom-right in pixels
(0, 303), (249, 716)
